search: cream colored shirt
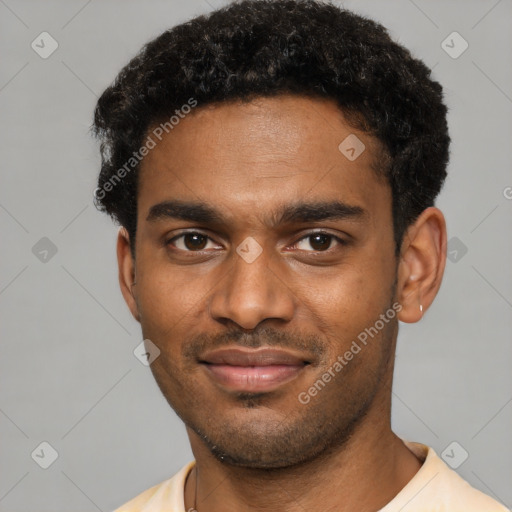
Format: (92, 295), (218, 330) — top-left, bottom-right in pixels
(113, 440), (509, 511)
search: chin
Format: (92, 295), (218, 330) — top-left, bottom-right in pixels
(208, 443), (311, 469)
(189, 412), (342, 471)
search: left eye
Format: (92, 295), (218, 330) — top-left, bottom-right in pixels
(294, 233), (343, 252)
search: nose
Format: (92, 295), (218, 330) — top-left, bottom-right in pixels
(208, 242), (296, 330)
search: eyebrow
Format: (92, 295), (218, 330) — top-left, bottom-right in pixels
(146, 199), (366, 226)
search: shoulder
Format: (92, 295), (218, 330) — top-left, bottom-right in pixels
(380, 440), (509, 512)
(112, 461), (195, 512)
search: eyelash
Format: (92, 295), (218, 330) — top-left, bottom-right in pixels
(165, 230), (347, 253)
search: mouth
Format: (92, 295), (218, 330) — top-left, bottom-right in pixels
(198, 347), (311, 393)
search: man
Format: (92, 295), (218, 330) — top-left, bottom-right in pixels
(93, 1), (508, 510)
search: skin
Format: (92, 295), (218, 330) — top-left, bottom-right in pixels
(117, 95), (447, 512)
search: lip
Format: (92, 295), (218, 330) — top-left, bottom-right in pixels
(199, 347), (310, 393)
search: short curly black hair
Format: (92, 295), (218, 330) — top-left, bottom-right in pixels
(93, 0), (449, 257)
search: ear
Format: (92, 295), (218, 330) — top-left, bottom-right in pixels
(396, 207), (447, 323)
(117, 227), (141, 323)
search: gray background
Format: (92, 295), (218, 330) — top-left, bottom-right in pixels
(1, 0), (511, 510)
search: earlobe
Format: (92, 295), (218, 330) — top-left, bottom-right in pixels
(117, 227), (141, 323)
(396, 207), (447, 324)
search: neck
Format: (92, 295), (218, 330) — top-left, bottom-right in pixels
(184, 397), (422, 512)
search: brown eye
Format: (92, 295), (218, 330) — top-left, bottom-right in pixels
(167, 232), (217, 251)
(183, 233), (208, 250)
(309, 234), (332, 251)
(295, 233), (344, 252)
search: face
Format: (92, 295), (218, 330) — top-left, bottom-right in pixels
(124, 95), (401, 468)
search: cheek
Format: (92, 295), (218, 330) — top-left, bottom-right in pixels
(310, 259), (391, 312)
(301, 261), (395, 355)
(135, 255), (209, 328)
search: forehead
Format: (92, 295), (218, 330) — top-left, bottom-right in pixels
(137, 95), (390, 222)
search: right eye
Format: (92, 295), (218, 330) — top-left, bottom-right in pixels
(166, 232), (221, 252)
